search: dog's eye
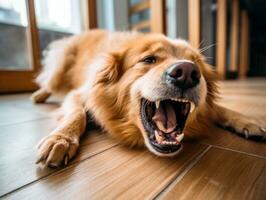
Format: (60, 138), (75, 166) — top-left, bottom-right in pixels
(141, 56), (157, 64)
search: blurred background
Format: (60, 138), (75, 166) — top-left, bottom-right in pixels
(0, 0), (265, 92)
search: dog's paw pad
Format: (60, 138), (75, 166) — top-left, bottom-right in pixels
(36, 134), (79, 168)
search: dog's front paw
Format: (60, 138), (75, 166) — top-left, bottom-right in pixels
(225, 119), (266, 141)
(36, 134), (79, 167)
(31, 88), (51, 103)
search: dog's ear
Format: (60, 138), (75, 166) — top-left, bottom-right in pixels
(97, 50), (126, 84)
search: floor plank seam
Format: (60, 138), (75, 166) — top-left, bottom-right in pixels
(210, 144), (266, 159)
(14, 104), (59, 116)
(153, 145), (212, 200)
(0, 144), (119, 198)
(0, 116), (49, 128)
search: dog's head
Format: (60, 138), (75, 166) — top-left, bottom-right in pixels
(92, 33), (217, 156)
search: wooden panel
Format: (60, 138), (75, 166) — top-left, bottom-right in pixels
(201, 80), (266, 158)
(26, 0), (41, 72)
(131, 20), (150, 31)
(216, 0), (227, 79)
(188, 0), (200, 48)
(150, 0), (166, 33)
(162, 147), (266, 200)
(239, 10), (250, 78)
(219, 80), (266, 116)
(220, 78), (266, 87)
(130, 0), (149, 14)
(0, 71), (38, 93)
(83, 0), (98, 29)
(3, 143), (208, 199)
(1, 79), (266, 198)
(201, 125), (266, 158)
(219, 95), (266, 118)
(229, 0), (239, 72)
(0, 118), (117, 196)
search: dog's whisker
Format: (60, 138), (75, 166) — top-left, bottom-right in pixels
(199, 43), (216, 54)
(197, 39), (205, 49)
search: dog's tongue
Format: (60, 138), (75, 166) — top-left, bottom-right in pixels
(152, 102), (177, 133)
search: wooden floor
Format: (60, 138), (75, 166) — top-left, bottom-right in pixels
(0, 78), (266, 200)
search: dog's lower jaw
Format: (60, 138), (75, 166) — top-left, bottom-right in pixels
(139, 122), (183, 157)
(143, 137), (183, 157)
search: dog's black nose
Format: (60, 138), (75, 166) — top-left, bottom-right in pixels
(165, 61), (201, 89)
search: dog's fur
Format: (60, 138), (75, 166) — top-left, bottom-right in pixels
(32, 30), (266, 167)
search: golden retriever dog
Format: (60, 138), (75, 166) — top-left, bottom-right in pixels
(32, 29), (266, 167)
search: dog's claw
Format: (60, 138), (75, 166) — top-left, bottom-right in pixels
(243, 128), (249, 139)
(35, 153), (46, 164)
(35, 157), (43, 164)
(260, 127), (266, 133)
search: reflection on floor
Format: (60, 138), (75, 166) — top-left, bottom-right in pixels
(0, 78), (266, 200)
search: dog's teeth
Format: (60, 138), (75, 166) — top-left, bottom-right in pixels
(161, 140), (177, 145)
(162, 141), (169, 145)
(190, 102), (195, 113)
(155, 101), (160, 109)
(155, 130), (163, 143)
(260, 127), (266, 133)
(176, 133), (184, 142)
(184, 103), (190, 114)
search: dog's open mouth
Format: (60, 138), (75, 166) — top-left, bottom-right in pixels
(140, 98), (195, 154)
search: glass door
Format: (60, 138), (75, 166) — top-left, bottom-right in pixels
(34, 0), (84, 55)
(0, 0), (40, 92)
(0, 0), (96, 93)
(0, 0), (31, 70)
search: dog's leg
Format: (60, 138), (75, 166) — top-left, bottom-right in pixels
(36, 90), (86, 167)
(214, 105), (266, 141)
(31, 88), (51, 103)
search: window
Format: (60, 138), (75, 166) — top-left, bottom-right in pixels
(0, 0), (30, 69)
